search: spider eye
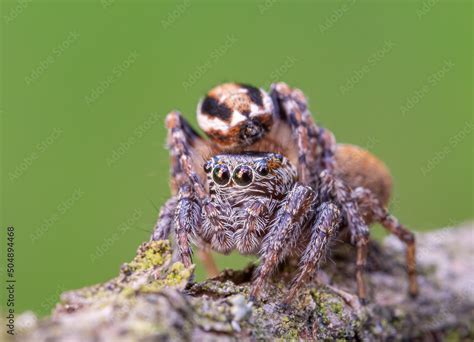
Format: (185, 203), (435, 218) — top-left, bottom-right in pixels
(212, 164), (231, 186)
(274, 153), (283, 162)
(203, 161), (213, 173)
(255, 162), (269, 176)
(232, 165), (254, 187)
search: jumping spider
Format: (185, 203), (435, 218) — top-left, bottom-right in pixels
(152, 82), (418, 303)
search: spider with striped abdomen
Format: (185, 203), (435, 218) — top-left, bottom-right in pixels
(151, 82), (418, 303)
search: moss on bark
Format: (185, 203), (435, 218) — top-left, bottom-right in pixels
(13, 223), (474, 341)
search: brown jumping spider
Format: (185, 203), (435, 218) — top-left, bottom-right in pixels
(152, 82), (417, 303)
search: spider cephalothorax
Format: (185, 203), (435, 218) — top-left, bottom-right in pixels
(197, 152), (297, 255)
(197, 83), (274, 148)
(152, 82), (418, 303)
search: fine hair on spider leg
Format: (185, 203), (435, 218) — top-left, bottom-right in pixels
(351, 186), (418, 297)
(285, 202), (341, 303)
(250, 183), (317, 300)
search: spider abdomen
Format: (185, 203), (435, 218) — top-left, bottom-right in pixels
(334, 144), (393, 209)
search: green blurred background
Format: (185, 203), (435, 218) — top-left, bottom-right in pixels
(1, 0), (472, 316)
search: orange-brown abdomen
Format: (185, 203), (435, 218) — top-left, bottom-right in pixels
(335, 144), (393, 208)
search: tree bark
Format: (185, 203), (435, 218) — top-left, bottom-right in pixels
(14, 222), (474, 341)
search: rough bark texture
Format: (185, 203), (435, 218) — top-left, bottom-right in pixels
(13, 223), (474, 341)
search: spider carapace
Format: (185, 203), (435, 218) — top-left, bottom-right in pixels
(152, 82), (417, 303)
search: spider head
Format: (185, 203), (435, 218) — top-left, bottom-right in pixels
(197, 83), (274, 148)
(203, 152), (296, 198)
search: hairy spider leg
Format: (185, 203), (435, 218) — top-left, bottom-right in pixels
(285, 202), (341, 303)
(352, 187), (418, 297)
(250, 184), (316, 300)
(151, 197), (177, 241)
(272, 82), (372, 302)
(270, 82), (319, 185)
(152, 111), (220, 275)
(319, 170), (371, 302)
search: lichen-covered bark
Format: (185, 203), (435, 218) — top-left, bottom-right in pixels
(14, 223), (474, 341)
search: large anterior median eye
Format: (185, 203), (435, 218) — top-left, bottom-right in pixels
(232, 165), (254, 187)
(212, 164), (231, 186)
